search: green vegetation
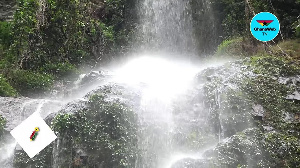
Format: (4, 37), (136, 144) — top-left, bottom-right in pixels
(215, 128), (270, 168)
(8, 70), (54, 97)
(39, 62), (78, 79)
(247, 55), (300, 76)
(196, 56), (300, 167)
(0, 0), (134, 97)
(53, 94), (138, 167)
(216, 37), (243, 56)
(212, 0), (300, 39)
(0, 74), (17, 97)
(212, 0), (300, 59)
(269, 39), (300, 61)
(241, 55), (299, 132)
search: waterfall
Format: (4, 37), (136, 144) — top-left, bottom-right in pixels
(136, 0), (218, 56)
(0, 1), (234, 167)
(137, 0), (197, 55)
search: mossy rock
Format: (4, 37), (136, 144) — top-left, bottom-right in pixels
(213, 129), (271, 168)
(247, 55), (299, 76)
(213, 128), (300, 167)
(50, 86), (138, 167)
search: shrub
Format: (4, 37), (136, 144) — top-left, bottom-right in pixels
(0, 21), (13, 49)
(216, 37), (245, 57)
(8, 70), (54, 97)
(270, 39), (300, 61)
(39, 62), (79, 79)
(0, 74), (17, 97)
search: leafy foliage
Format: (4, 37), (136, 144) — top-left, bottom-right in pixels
(0, 0), (134, 97)
(212, 0), (300, 39)
(0, 21), (13, 49)
(0, 74), (17, 97)
(39, 62), (79, 79)
(216, 37), (245, 56)
(8, 69), (54, 97)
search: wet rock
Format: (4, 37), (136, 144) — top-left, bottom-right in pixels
(0, 97), (63, 131)
(252, 104), (264, 122)
(278, 75), (300, 86)
(286, 91), (300, 101)
(252, 104), (264, 117)
(283, 112), (300, 123)
(80, 70), (106, 86)
(0, 0), (17, 21)
(263, 126), (274, 132)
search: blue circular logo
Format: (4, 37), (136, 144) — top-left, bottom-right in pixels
(250, 12), (280, 42)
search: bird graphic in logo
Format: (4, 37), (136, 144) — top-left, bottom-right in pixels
(256, 20), (274, 26)
(30, 127), (39, 141)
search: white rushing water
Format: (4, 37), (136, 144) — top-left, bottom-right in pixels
(131, 0), (218, 167)
(137, 0), (196, 55)
(113, 55), (227, 168)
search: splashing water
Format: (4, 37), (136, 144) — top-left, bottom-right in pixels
(114, 56), (200, 103)
(112, 55), (229, 168)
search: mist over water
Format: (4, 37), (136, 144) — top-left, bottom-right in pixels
(1, 0), (225, 167)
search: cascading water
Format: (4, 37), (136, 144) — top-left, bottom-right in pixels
(137, 0), (196, 55)
(114, 56), (202, 168)
(136, 0), (218, 56)
(131, 0), (220, 167)
(1, 0), (241, 167)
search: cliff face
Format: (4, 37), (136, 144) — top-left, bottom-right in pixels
(0, 0), (16, 21)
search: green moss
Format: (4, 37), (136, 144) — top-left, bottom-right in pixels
(8, 70), (54, 97)
(248, 54), (300, 76)
(240, 54), (299, 133)
(214, 129), (300, 168)
(264, 132), (300, 167)
(51, 89), (138, 167)
(242, 77), (297, 128)
(214, 128), (271, 168)
(0, 74), (17, 97)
